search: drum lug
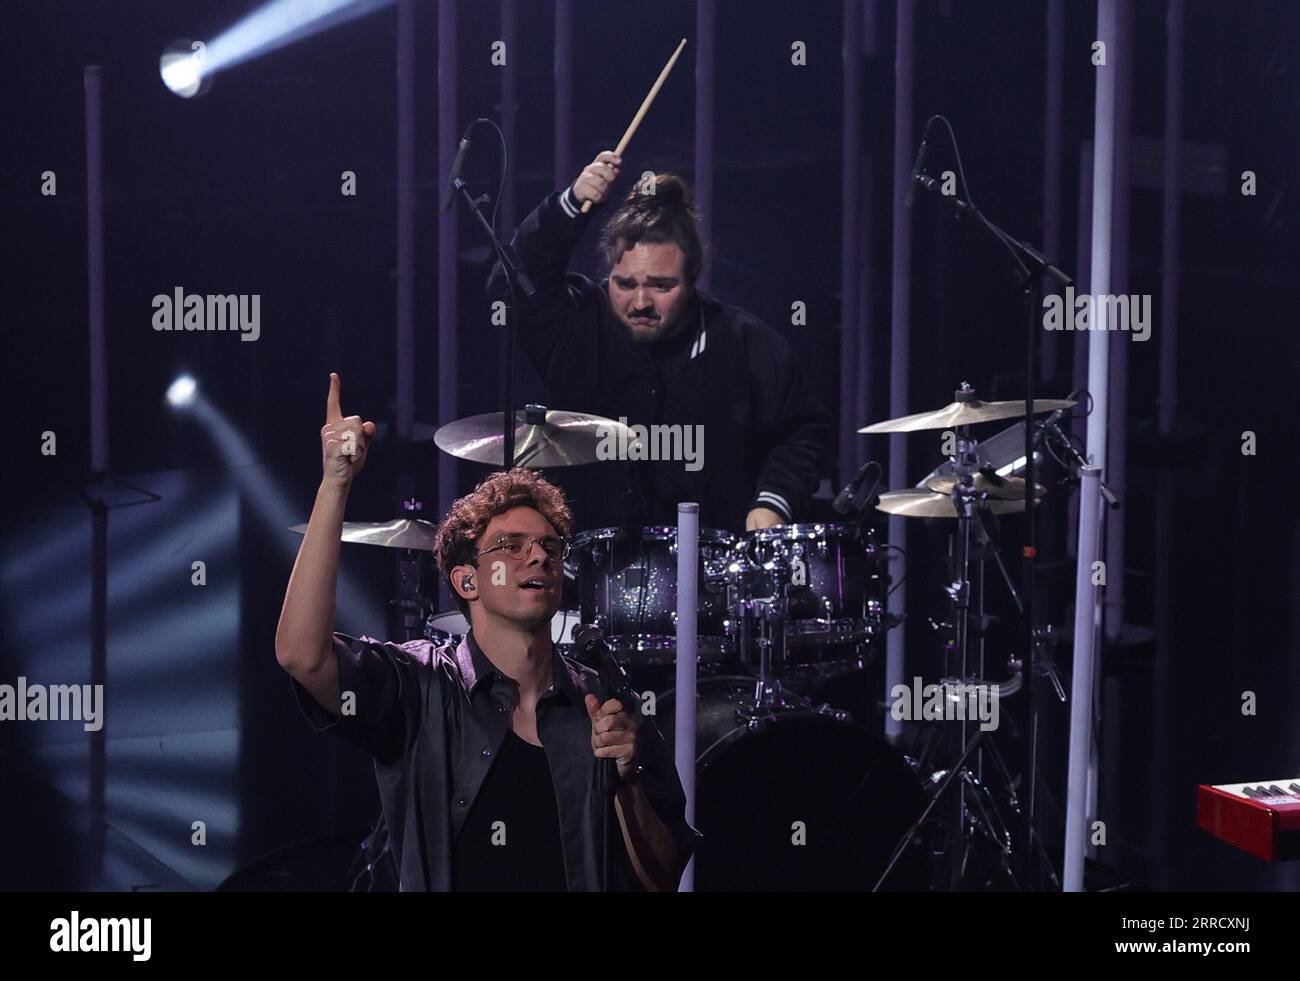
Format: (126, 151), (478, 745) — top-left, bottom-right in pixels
(815, 702), (853, 724)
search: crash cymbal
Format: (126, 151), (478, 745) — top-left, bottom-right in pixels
(875, 489), (1028, 519)
(925, 473), (1046, 501)
(289, 518), (438, 550)
(434, 404), (635, 468)
(858, 385), (1075, 434)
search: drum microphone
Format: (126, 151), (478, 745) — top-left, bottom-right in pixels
(573, 624), (638, 797)
(1034, 407), (1120, 510)
(833, 460), (882, 515)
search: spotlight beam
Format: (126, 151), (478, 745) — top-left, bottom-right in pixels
(166, 0), (395, 95)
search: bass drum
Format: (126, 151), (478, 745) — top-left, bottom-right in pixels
(656, 677), (927, 890)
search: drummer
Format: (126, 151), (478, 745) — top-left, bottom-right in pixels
(489, 152), (830, 532)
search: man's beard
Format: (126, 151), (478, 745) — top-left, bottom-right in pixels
(624, 298), (693, 344)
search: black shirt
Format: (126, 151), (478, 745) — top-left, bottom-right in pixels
(291, 629), (698, 891)
(452, 730), (567, 891)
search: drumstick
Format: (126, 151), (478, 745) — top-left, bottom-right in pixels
(580, 37), (688, 214)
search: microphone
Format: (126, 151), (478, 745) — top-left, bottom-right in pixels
(905, 131), (931, 209)
(441, 127), (473, 213)
(833, 460), (881, 515)
(573, 624), (635, 797)
(1033, 406), (1072, 451)
(1034, 407), (1120, 510)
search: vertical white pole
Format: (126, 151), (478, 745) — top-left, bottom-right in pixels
(675, 502), (699, 891)
(1082, 0), (1117, 848)
(1065, 465), (1104, 891)
(885, 0), (914, 742)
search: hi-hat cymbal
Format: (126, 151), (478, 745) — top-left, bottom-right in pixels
(859, 396), (1075, 434)
(875, 489), (1028, 519)
(925, 473), (1046, 501)
(434, 405), (635, 467)
(289, 518), (438, 550)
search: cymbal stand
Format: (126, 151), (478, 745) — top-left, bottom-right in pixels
(393, 496), (433, 642)
(881, 424), (1029, 890)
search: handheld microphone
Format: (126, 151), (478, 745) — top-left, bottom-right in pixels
(573, 624), (636, 797)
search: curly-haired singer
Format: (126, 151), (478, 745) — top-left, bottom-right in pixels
(490, 154), (832, 532)
(275, 374), (696, 891)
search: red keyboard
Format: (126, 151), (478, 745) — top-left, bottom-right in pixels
(1197, 780), (1300, 861)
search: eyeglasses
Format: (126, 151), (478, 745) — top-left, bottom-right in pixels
(473, 533), (570, 563)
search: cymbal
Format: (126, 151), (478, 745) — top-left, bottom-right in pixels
(875, 490), (1028, 519)
(289, 518), (438, 550)
(925, 473), (1046, 501)
(434, 406), (635, 467)
(859, 397), (1075, 434)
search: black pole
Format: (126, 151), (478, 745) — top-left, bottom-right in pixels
(1022, 266), (1043, 888)
(503, 284), (517, 468)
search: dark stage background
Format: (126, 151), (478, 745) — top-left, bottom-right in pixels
(1, 0), (1297, 891)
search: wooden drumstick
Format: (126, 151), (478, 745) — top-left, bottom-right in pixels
(580, 37), (688, 214)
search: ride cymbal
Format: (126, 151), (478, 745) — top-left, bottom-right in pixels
(289, 518), (438, 550)
(875, 490), (1028, 519)
(434, 405), (635, 467)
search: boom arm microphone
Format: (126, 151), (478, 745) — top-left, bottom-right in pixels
(441, 127), (473, 213)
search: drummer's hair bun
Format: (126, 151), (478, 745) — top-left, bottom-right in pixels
(600, 172), (703, 284)
(626, 173), (693, 211)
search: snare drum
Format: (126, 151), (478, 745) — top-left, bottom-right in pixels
(746, 523), (888, 658)
(569, 526), (736, 665)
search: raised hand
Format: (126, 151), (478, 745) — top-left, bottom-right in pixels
(320, 372), (377, 489)
(572, 151), (623, 208)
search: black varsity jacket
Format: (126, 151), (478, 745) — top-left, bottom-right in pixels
(488, 185), (830, 532)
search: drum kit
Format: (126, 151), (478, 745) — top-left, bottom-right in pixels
(293, 383), (1079, 891)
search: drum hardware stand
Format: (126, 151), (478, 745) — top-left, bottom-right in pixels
(875, 724), (1025, 891)
(747, 594), (810, 715)
(897, 424), (1035, 890)
(723, 547), (808, 717)
(392, 497), (433, 642)
(913, 123), (1076, 886)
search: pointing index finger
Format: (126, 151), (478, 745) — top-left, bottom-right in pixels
(326, 372), (342, 423)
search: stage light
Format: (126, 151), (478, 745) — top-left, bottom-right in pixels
(159, 43), (207, 98)
(166, 375), (197, 408)
(160, 0), (394, 96)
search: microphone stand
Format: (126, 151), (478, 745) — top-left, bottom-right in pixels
(448, 139), (536, 469)
(913, 168), (1071, 890)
